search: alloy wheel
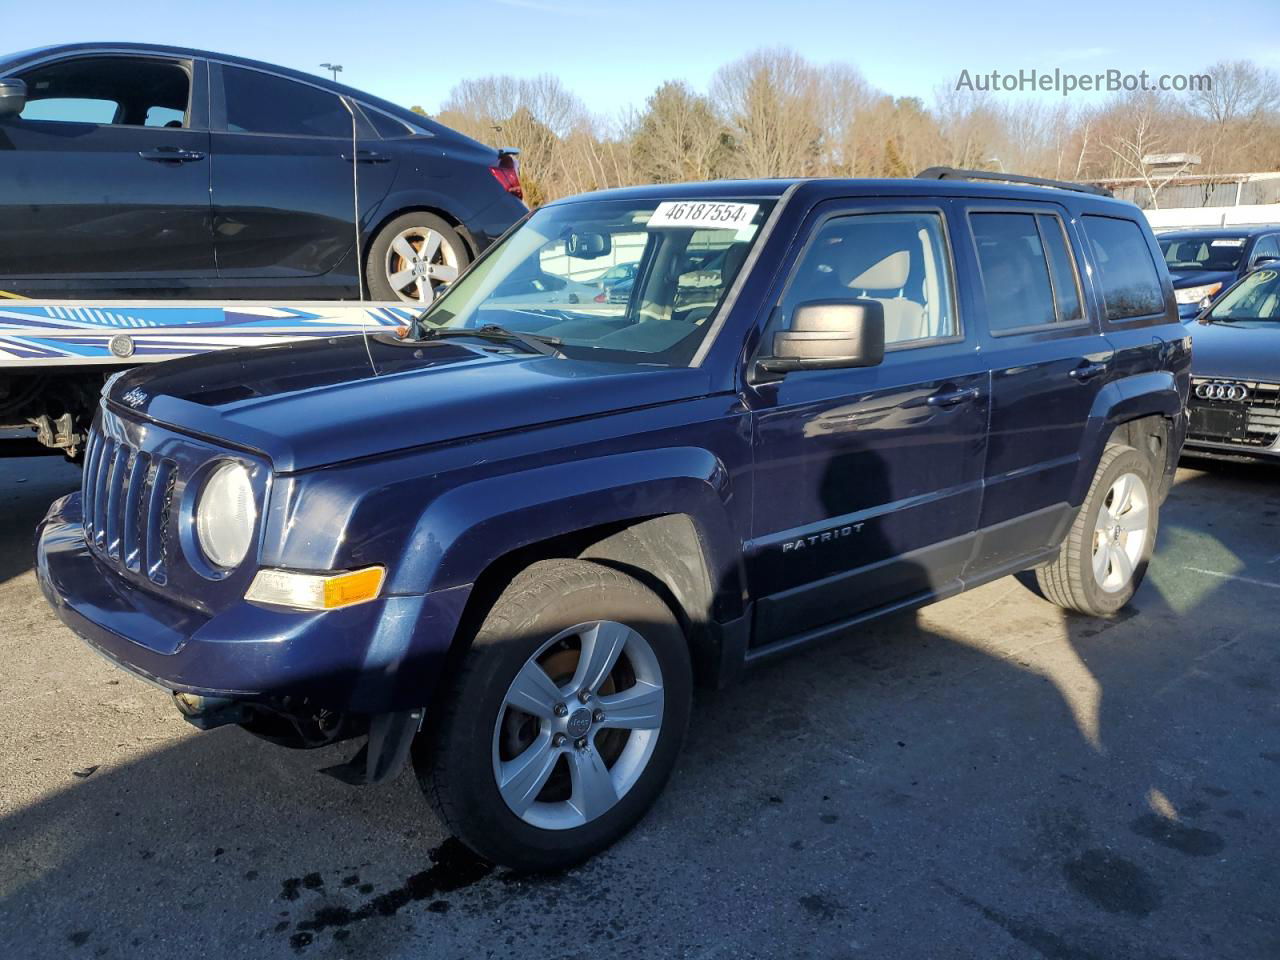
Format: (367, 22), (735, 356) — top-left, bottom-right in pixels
(491, 620), (665, 831)
(384, 226), (461, 303)
(1091, 471), (1150, 593)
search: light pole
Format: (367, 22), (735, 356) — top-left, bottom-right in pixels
(319, 63), (343, 82)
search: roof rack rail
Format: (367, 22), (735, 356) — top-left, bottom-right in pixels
(915, 166), (1113, 197)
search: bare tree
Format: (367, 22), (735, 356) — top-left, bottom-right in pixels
(631, 82), (732, 183)
(413, 54), (1280, 206)
(1094, 93), (1196, 208)
(934, 86), (1002, 169)
(1190, 60), (1280, 173)
(711, 48), (824, 178)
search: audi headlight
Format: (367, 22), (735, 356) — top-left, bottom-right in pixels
(195, 461), (256, 568)
(1174, 282), (1223, 306)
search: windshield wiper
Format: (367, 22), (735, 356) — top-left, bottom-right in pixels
(418, 323), (565, 358)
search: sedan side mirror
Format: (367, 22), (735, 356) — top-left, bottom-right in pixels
(757, 299), (885, 374)
(0, 78), (26, 118)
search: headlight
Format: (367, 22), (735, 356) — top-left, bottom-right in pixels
(195, 461), (256, 568)
(1174, 282), (1223, 306)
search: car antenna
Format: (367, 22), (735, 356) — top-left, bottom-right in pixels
(340, 96), (377, 374)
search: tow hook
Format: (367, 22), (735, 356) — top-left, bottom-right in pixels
(173, 692), (249, 730)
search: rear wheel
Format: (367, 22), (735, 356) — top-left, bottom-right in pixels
(416, 559), (692, 871)
(1037, 444), (1158, 616)
(366, 212), (468, 303)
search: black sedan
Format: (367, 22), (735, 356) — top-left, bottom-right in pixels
(0, 43), (527, 303)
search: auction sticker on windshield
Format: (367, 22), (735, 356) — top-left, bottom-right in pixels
(648, 201), (760, 231)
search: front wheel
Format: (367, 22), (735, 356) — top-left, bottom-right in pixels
(416, 559), (692, 871)
(1036, 444), (1159, 616)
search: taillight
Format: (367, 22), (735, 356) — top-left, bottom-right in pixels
(594, 291), (607, 303)
(490, 154), (523, 201)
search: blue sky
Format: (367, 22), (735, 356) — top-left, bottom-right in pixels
(6, 0), (1279, 121)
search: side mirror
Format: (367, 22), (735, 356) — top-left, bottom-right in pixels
(1250, 255), (1279, 269)
(0, 78), (26, 118)
(758, 299), (885, 374)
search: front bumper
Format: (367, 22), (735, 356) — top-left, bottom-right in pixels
(1183, 436), (1280, 463)
(37, 492), (470, 712)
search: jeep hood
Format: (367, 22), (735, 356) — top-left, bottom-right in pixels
(1189, 319), (1280, 382)
(107, 334), (715, 472)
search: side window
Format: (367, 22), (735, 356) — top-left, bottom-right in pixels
(16, 57), (190, 128)
(971, 213), (1056, 331)
(222, 65), (351, 137)
(1038, 215), (1084, 324)
(1253, 236), (1280, 263)
(362, 105), (412, 138)
(1082, 215), (1165, 321)
(775, 211), (957, 347)
(21, 97), (118, 124)
(970, 211), (1085, 333)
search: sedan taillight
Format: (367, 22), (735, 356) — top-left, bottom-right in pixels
(490, 154), (524, 201)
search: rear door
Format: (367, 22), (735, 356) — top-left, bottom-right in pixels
(746, 199), (989, 648)
(208, 63), (397, 282)
(0, 53), (214, 291)
(959, 202), (1113, 575)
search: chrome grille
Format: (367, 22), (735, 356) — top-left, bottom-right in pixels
(1188, 379), (1280, 448)
(81, 422), (177, 584)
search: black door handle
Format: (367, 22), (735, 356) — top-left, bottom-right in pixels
(925, 387), (981, 407)
(342, 151), (391, 164)
(1069, 362), (1108, 382)
(138, 147), (205, 163)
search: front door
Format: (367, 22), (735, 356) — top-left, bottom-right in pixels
(746, 201), (989, 648)
(0, 53), (213, 294)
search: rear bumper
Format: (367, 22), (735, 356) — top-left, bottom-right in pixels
(37, 492), (470, 712)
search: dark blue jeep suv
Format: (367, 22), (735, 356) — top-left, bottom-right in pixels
(37, 170), (1190, 870)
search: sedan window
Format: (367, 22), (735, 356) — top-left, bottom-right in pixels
(14, 56), (190, 128)
(222, 65), (351, 138)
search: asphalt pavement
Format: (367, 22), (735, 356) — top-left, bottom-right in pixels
(1, 453), (1277, 959)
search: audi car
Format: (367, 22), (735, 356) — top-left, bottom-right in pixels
(1184, 265), (1280, 462)
(0, 43), (527, 303)
(1159, 225), (1280, 320)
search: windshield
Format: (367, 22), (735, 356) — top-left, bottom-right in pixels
(419, 197), (775, 366)
(1160, 235), (1247, 272)
(1204, 268), (1280, 323)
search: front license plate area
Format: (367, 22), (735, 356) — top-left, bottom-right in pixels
(1190, 404), (1245, 440)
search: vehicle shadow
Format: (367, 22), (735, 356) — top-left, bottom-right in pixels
(1, 460), (1277, 959)
(0, 453), (79, 585)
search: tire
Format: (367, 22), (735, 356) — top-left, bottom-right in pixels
(366, 212), (469, 304)
(415, 559), (692, 871)
(1036, 444), (1159, 616)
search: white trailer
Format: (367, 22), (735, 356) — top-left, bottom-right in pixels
(0, 298), (416, 457)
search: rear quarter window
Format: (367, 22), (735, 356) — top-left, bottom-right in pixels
(1082, 215), (1166, 321)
